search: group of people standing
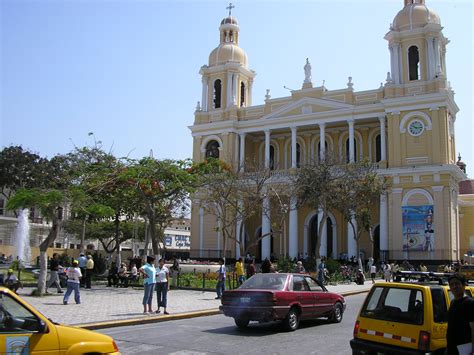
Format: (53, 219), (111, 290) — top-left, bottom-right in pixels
(139, 256), (170, 315)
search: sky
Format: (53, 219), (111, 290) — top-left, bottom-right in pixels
(1, 0), (473, 175)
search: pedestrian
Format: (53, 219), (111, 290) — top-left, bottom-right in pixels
(170, 255), (180, 288)
(234, 257), (245, 286)
(107, 262), (118, 287)
(46, 253), (63, 294)
(295, 261), (306, 274)
(139, 256), (156, 314)
(129, 262), (138, 284)
(4, 269), (22, 293)
(317, 257), (326, 284)
(246, 258), (256, 279)
(85, 254), (94, 289)
(384, 262), (392, 282)
(118, 262), (128, 287)
(370, 264), (377, 284)
(63, 260), (82, 305)
(215, 258), (226, 299)
(77, 253), (87, 287)
(261, 258), (272, 273)
(155, 258), (170, 315)
(446, 273), (474, 355)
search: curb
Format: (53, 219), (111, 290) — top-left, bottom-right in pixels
(76, 289), (371, 330)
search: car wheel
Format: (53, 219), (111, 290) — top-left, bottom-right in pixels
(234, 318), (249, 329)
(283, 308), (300, 331)
(329, 302), (343, 323)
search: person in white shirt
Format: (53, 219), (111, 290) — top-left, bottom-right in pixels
(370, 264), (377, 284)
(63, 260), (82, 305)
(155, 258), (170, 314)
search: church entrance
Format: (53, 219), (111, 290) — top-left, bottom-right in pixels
(309, 214), (333, 258)
(257, 227), (274, 261)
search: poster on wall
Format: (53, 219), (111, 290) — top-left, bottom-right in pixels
(402, 205), (434, 252)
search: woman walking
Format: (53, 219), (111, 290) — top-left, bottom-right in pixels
(139, 256), (156, 314)
(155, 258), (170, 314)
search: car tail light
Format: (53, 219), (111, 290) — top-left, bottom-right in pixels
(112, 340), (120, 352)
(353, 320), (360, 338)
(418, 331), (430, 351)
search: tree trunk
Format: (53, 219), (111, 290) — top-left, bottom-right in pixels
(37, 216), (60, 295)
(315, 210), (328, 262)
(349, 219), (363, 271)
(80, 218), (86, 253)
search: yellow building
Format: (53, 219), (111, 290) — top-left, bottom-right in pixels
(189, 1), (473, 263)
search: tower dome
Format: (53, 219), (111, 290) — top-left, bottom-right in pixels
(208, 15), (248, 67)
(392, 0), (440, 31)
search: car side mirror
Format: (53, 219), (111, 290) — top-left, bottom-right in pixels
(37, 320), (48, 333)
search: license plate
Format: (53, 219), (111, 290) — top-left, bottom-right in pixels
(240, 297), (251, 303)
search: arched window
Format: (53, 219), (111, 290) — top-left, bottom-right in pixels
(213, 79), (222, 109)
(408, 46), (420, 81)
(375, 134), (382, 162)
(205, 140), (220, 159)
(296, 143), (301, 168)
(269, 145), (275, 170)
(240, 82), (245, 107)
(345, 138), (357, 163)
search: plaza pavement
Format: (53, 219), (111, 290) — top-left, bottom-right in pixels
(15, 281), (375, 330)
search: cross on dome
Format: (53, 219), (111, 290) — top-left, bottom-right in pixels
(226, 3), (235, 16)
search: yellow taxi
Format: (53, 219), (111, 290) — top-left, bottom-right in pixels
(0, 287), (120, 354)
(350, 277), (473, 355)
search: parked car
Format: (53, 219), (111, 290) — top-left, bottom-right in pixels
(350, 280), (473, 355)
(220, 273), (346, 331)
(0, 287), (120, 354)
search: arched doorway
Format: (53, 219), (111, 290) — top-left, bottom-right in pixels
(373, 225), (380, 262)
(309, 215), (318, 257)
(308, 214), (335, 258)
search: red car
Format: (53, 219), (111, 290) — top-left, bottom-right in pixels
(220, 273), (346, 331)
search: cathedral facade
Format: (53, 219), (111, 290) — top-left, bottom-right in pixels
(189, 0), (473, 263)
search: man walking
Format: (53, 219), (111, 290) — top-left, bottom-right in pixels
(446, 273), (474, 355)
(46, 253), (63, 294)
(85, 254), (94, 289)
(215, 258), (226, 299)
(78, 253), (87, 287)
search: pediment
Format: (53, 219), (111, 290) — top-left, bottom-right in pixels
(262, 97), (353, 120)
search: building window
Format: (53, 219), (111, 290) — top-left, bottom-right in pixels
(270, 145), (275, 170)
(318, 141), (328, 162)
(69, 244), (75, 249)
(55, 243), (61, 248)
(213, 79), (222, 109)
(0, 199), (4, 215)
(408, 46), (420, 81)
(296, 143), (301, 168)
(240, 82), (246, 107)
(205, 140), (220, 159)
(375, 134), (382, 162)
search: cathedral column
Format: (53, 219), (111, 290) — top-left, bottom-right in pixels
(233, 73), (239, 106)
(379, 193), (388, 261)
(289, 196), (298, 258)
(261, 187), (271, 260)
(433, 38), (440, 75)
(248, 80), (253, 106)
(347, 214), (357, 259)
(239, 133), (246, 171)
(291, 127), (297, 168)
(392, 188), (403, 260)
(393, 43), (401, 84)
(199, 204), (204, 258)
(264, 129), (271, 169)
(432, 186), (445, 258)
(379, 116), (387, 161)
(318, 209), (327, 257)
(201, 77), (208, 111)
(319, 123), (326, 161)
(348, 119), (355, 163)
(426, 37), (435, 80)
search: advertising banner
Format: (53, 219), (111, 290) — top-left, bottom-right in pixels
(402, 205), (434, 252)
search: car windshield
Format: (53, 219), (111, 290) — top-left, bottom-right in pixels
(239, 274), (287, 290)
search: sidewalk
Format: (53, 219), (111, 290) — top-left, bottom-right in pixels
(15, 281), (375, 330)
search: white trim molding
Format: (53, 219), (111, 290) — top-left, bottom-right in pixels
(399, 111), (432, 133)
(402, 188), (434, 206)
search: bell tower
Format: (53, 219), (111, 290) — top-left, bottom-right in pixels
(199, 4), (256, 112)
(385, 0), (448, 85)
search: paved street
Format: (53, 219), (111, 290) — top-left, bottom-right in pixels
(99, 293), (367, 354)
(15, 281), (373, 327)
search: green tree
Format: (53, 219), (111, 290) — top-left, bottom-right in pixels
(120, 157), (197, 258)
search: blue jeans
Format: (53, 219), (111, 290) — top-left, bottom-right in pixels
(63, 281), (80, 304)
(156, 282), (168, 308)
(216, 279), (225, 298)
(142, 283), (155, 306)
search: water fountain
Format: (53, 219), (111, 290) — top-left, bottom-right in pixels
(13, 208), (31, 267)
